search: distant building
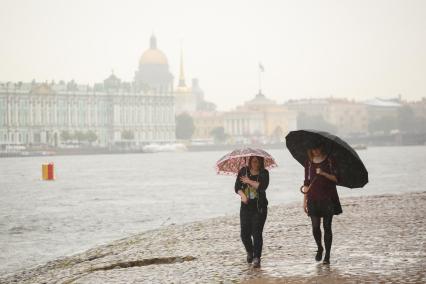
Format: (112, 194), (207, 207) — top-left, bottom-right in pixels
(364, 97), (402, 121)
(408, 97), (426, 119)
(192, 78), (216, 112)
(325, 99), (368, 135)
(285, 98), (330, 119)
(174, 50), (196, 115)
(191, 111), (224, 140)
(286, 98), (369, 136)
(173, 50), (216, 115)
(134, 35), (174, 94)
(171, 49), (217, 142)
(0, 35), (176, 148)
(0, 35), (220, 147)
(224, 91), (297, 143)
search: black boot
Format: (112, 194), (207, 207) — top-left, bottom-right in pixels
(315, 246), (324, 261)
(246, 251), (253, 263)
(252, 257), (261, 268)
(323, 252), (330, 264)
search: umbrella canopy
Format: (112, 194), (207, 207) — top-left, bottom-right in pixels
(285, 130), (368, 188)
(215, 148), (278, 175)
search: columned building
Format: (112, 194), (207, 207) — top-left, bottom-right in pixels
(0, 35), (176, 148)
(223, 91), (297, 143)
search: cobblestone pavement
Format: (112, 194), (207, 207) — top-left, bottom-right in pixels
(2, 192), (425, 284)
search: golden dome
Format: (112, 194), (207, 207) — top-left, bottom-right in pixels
(139, 35), (168, 65)
(139, 49), (168, 65)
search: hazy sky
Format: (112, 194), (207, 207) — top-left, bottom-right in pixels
(1, 0), (425, 110)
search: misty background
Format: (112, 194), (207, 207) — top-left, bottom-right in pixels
(1, 0), (425, 110)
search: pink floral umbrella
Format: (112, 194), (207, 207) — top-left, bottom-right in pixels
(215, 148), (278, 175)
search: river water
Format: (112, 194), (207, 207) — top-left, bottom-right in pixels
(0, 146), (425, 275)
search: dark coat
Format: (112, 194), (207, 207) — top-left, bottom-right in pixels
(235, 166), (269, 210)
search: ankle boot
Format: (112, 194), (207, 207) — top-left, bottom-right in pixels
(246, 251), (253, 263)
(315, 247), (324, 261)
(323, 252), (330, 264)
(252, 257), (261, 268)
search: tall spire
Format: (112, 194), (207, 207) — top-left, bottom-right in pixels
(150, 34), (157, 49)
(178, 48), (186, 87)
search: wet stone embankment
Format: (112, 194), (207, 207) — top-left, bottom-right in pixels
(1, 192), (425, 284)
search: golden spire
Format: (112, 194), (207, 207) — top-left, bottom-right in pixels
(178, 48), (186, 88)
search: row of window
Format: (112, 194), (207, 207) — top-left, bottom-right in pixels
(0, 129), (175, 144)
(118, 106), (174, 125)
(0, 105), (175, 127)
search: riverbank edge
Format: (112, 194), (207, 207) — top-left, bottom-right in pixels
(2, 191), (425, 283)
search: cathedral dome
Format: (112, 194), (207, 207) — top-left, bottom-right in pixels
(139, 35), (168, 65)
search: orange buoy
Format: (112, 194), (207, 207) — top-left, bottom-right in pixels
(42, 163), (55, 180)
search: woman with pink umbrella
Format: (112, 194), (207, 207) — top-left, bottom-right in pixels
(216, 148), (277, 268)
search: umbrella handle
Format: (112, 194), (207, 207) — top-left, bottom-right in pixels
(300, 176), (317, 194)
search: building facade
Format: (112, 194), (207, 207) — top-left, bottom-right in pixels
(223, 91), (297, 143)
(364, 97), (402, 122)
(191, 111), (224, 140)
(408, 98), (426, 119)
(286, 98), (369, 136)
(0, 35), (176, 148)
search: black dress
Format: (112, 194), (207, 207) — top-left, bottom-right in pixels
(304, 158), (342, 217)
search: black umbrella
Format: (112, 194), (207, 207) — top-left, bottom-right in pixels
(285, 129), (368, 188)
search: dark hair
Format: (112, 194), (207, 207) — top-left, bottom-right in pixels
(310, 139), (325, 149)
(307, 142), (325, 161)
(248, 156), (265, 171)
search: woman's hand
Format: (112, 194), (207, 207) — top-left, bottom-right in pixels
(237, 190), (249, 204)
(240, 176), (251, 185)
(241, 194), (249, 204)
(240, 176), (260, 189)
(316, 168), (338, 183)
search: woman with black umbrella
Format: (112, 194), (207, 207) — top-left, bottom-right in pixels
(286, 129), (368, 265)
(301, 140), (342, 264)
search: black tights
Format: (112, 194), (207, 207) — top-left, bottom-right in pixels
(310, 215), (333, 257)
